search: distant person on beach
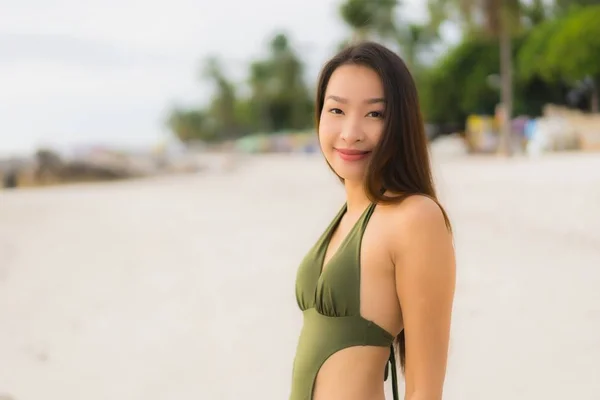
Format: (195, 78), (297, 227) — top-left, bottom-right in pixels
(290, 41), (456, 400)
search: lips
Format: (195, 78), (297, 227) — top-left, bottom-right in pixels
(336, 148), (370, 155)
(335, 148), (371, 161)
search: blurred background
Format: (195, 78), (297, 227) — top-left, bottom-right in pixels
(1, 0), (599, 399)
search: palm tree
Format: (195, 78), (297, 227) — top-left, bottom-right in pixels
(427, 0), (522, 156)
(339, 0), (400, 43)
(395, 23), (441, 70)
(491, 0), (521, 156)
(339, 0), (441, 70)
(248, 60), (273, 132)
(201, 56), (239, 138)
(246, 33), (313, 132)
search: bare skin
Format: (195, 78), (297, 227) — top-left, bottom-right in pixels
(312, 64), (456, 400)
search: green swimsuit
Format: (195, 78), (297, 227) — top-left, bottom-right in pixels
(290, 202), (399, 400)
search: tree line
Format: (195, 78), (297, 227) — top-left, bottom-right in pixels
(167, 0), (600, 146)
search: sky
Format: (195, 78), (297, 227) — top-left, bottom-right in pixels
(0, 0), (431, 157)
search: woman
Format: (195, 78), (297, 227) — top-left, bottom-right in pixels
(290, 41), (456, 400)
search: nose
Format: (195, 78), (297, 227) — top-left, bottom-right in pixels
(340, 115), (364, 143)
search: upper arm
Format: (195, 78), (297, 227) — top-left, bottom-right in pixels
(390, 196), (456, 399)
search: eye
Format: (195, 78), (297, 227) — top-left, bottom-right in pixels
(328, 108), (343, 115)
(367, 111), (384, 118)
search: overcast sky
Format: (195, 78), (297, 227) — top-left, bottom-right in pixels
(0, 0), (431, 156)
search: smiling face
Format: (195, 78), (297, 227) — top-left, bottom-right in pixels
(318, 64), (386, 183)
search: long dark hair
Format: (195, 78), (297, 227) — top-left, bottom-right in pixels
(315, 41), (452, 372)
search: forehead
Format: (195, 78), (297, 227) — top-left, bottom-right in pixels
(325, 64), (384, 100)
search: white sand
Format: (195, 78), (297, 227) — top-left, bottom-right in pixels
(1, 149), (599, 400)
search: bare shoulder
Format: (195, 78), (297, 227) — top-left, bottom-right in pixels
(380, 194), (452, 254)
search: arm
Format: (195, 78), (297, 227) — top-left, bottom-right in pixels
(390, 196), (456, 400)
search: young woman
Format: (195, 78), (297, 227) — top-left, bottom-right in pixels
(290, 42), (456, 400)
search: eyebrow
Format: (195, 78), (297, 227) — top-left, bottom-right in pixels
(326, 95), (386, 104)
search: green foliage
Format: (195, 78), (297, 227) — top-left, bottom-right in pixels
(522, 0), (548, 26)
(544, 5), (600, 82)
(518, 5), (600, 84)
(419, 38), (502, 124)
(516, 17), (565, 81)
(338, 0), (439, 69)
(247, 34), (314, 132)
(553, 0), (600, 15)
(339, 0), (372, 35)
(425, 0), (523, 38)
(167, 32), (314, 143)
(339, 0), (400, 40)
(419, 32), (568, 123)
(418, 1), (600, 124)
(167, 108), (214, 143)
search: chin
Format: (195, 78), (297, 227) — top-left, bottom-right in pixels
(330, 161), (367, 183)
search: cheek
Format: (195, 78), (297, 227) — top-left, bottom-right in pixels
(318, 116), (339, 150)
(366, 120), (385, 145)
(364, 121), (384, 147)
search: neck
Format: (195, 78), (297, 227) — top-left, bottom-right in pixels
(344, 179), (371, 216)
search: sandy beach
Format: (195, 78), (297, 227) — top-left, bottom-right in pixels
(1, 148), (599, 400)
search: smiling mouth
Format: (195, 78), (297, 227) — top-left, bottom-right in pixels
(335, 148), (370, 155)
(334, 148), (371, 161)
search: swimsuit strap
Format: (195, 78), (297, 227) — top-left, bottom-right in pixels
(389, 344), (399, 400)
(384, 344), (399, 400)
